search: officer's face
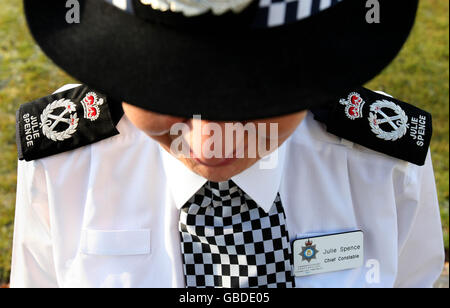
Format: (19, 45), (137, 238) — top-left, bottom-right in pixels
(122, 103), (307, 182)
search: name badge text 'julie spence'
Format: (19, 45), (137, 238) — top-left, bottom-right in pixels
(409, 115), (427, 147)
(23, 113), (40, 147)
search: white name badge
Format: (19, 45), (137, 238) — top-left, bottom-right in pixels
(292, 231), (364, 277)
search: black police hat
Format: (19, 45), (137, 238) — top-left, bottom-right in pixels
(24, 0), (419, 120)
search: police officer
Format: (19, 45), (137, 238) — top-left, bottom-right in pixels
(10, 0), (445, 287)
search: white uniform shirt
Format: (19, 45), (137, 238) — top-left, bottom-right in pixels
(10, 87), (445, 288)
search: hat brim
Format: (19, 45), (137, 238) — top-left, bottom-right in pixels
(24, 0), (418, 120)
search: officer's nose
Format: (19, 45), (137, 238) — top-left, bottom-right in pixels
(185, 117), (248, 165)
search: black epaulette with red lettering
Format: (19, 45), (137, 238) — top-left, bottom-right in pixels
(311, 87), (432, 166)
(16, 85), (124, 162)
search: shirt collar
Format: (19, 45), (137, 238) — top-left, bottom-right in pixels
(160, 142), (287, 213)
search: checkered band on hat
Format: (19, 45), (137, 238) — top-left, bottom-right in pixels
(254, 0), (343, 27)
(105, 0), (344, 28)
(179, 180), (295, 288)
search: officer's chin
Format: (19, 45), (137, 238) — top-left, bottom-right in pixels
(185, 156), (258, 182)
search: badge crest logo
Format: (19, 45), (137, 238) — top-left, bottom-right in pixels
(300, 239), (319, 263)
(368, 100), (409, 141)
(40, 99), (79, 141)
(339, 92), (366, 120)
(81, 92), (104, 121)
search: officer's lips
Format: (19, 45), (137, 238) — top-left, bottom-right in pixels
(189, 144), (247, 167)
(192, 154), (239, 167)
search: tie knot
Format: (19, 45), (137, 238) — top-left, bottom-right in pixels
(205, 180), (241, 201)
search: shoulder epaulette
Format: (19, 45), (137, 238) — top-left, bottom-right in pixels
(16, 85), (124, 162)
(311, 87), (432, 166)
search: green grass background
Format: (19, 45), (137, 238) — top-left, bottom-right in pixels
(0, 1), (448, 284)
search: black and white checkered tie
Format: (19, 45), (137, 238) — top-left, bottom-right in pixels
(179, 180), (295, 288)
